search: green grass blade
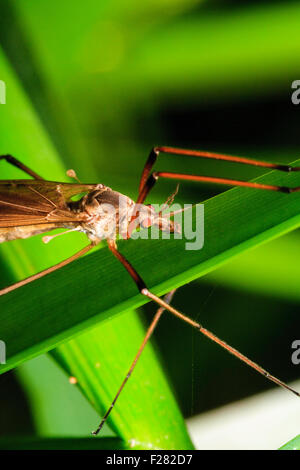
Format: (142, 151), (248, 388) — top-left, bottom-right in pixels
(279, 435), (300, 450)
(51, 312), (193, 448)
(1, 163), (300, 374)
(0, 46), (193, 449)
(14, 2), (300, 100)
(16, 354), (101, 437)
(115, 3), (300, 100)
(1, 1), (299, 450)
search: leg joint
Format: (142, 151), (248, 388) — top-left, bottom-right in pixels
(0, 154), (12, 161)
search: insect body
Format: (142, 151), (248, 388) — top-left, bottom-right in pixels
(0, 180), (176, 245)
(0, 148), (300, 434)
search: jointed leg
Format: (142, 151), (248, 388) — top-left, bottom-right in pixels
(137, 171), (300, 204)
(105, 239), (300, 426)
(0, 154), (44, 180)
(137, 146), (300, 204)
(92, 289), (176, 435)
(0, 243), (95, 296)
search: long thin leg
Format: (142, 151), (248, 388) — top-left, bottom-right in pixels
(0, 243), (95, 296)
(107, 240), (300, 401)
(138, 146), (300, 195)
(137, 170), (300, 205)
(92, 289), (176, 435)
(0, 154), (44, 180)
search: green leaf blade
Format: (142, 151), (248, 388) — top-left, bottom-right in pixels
(0, 45), (193, 449)
(2, 164), (300, 373)
(279, 435), (300, 451)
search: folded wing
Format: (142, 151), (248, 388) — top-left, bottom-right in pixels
(0, 180), (97, 227)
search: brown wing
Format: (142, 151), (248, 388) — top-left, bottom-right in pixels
(0, 179), (99, 227)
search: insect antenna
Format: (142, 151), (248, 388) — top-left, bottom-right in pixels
(165, 203), (197, 218)
(160, 184), (180, 213)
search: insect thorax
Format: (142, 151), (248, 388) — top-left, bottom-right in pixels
(72, 188), (136, 242)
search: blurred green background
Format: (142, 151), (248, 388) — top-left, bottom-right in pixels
(0, 0), (300, 448)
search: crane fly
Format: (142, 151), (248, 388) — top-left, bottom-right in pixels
(0, 147), (300, 435)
